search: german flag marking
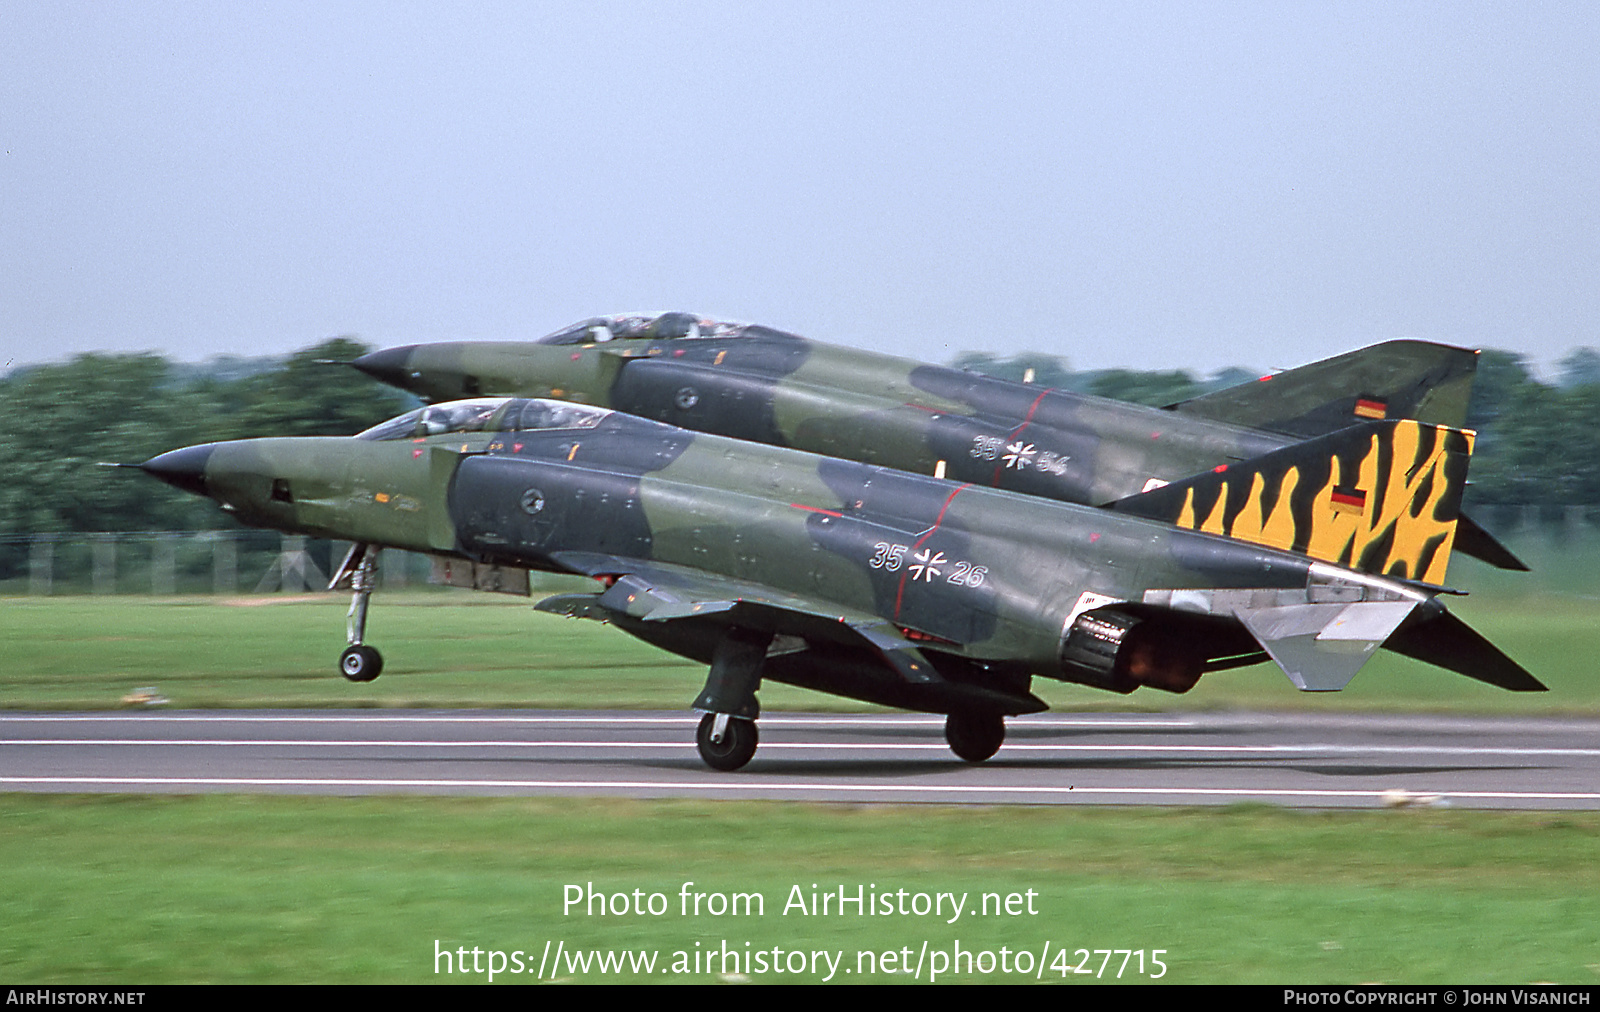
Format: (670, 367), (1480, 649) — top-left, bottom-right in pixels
(1331, 484), (1368, 514)
(1354, 396), (1387, 420)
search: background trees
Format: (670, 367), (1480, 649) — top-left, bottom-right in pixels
(956, 349), (1600, 513)
(0, 339), (409, 536)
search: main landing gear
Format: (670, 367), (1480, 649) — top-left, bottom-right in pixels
(684, 627), (1011, 771)
(945, 711), (1005, 763)
(696, 713), (758, 771)
(691, 628), (771, 771)
(334, 544), (383, 682)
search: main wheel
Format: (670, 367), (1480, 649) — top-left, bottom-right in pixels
(339, 644), (383, 682)
(945, 711), (1004, 763)
(696, 713), (758, 771)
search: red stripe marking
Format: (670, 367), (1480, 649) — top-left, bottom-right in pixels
(893, 483), (971, 619)
(991, 388), (1053, 485)
(1011, 388), (1051, 435)
(789, 503), (844, 517)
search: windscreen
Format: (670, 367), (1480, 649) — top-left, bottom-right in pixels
(357, 398), (610, 440)
(534, 311), (795, 346)
(356, 399), (511, 441)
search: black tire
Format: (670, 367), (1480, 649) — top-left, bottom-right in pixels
(696, 713), (758, 771)
(339, 644), (383, 682)
(945, 711), (1004, 763)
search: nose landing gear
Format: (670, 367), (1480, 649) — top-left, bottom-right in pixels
(333, 543), (383, 682)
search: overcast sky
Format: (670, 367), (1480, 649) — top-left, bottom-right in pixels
(3, 2), (1596, 377)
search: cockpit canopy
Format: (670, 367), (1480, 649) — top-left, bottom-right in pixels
(534, 311), (799, 346)
(356, 398), (611, 441)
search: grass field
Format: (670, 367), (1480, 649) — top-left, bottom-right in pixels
(3, 794), (1598, 984)
(0, 588), (1594, 713)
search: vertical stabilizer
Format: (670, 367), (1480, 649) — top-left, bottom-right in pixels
(1112, 420), (1472, 586)
(1167, 340), (1477, 437)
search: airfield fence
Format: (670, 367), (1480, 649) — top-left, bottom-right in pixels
(2, 505), (1600, 597)
(0, 530), (433, 597)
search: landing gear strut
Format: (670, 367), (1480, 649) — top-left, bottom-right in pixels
(334, 544), (383, 682)
(691, 628), (771, 771)
(945, 711), (1005, 763)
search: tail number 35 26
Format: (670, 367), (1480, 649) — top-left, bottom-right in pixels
(868, 542), (987, 587)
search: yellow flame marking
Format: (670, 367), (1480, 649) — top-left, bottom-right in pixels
(1199, 487), (1228, 536)
(1220, 469), (1299, 553)
(1176, 487), (1197, 530)
(1302, 422), (1458, 583)
(1262, 466), (1299, 550)
(1227, 472), (1266, 541)
(1305, 444), (1363, 567)
(1165, 423), (1461, 584)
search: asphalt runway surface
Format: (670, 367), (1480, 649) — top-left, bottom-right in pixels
(4, 709), (1600, 810)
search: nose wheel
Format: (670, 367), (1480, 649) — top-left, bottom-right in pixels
(334, 544), (383, 682)
(340, 644), (383, 682)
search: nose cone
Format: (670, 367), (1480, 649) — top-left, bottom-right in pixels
(351, 346), (418, 389)
(138, 444), (217, 498)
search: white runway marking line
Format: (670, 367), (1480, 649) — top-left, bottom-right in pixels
(4, 738), (1598, 758)
(3, 775), (1599, 803)
(0, 714), (1195, 728)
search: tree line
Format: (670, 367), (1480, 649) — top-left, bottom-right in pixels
(0, 338), (409, 537)
(957, 348), (1600, 511)
(1, 338), (1595, 539)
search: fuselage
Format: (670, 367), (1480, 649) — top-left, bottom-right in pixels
(358, 332), (1287, 506)
(150, 399), (1405, 696)
(353, 317), (1474, 510)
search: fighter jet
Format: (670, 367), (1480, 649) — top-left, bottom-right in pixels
(140, 396), (1540, 771)
(348, 312), (1524, 571)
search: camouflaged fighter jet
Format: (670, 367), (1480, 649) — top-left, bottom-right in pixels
(348, 312), (1525, 572)
(139, 396), (1541, 771)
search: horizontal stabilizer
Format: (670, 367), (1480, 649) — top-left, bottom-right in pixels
(1452, 514), (1530, 571)
(1384, 608), (1547, 691)
(1234, 600), (1419, 691)
(1168, 340), (1477, 437)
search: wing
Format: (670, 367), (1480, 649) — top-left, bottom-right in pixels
(536, 551), (1047, 716)
(539, 550), (933, 676)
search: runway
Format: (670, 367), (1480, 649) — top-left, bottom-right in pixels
(2, 709), (1598, 809)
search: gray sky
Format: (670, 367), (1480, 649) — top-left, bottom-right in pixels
(3, 2), (1596, 376)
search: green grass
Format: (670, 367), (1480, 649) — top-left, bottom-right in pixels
(2, 795), (1597, 983)
(0, 591), (1595, 713)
